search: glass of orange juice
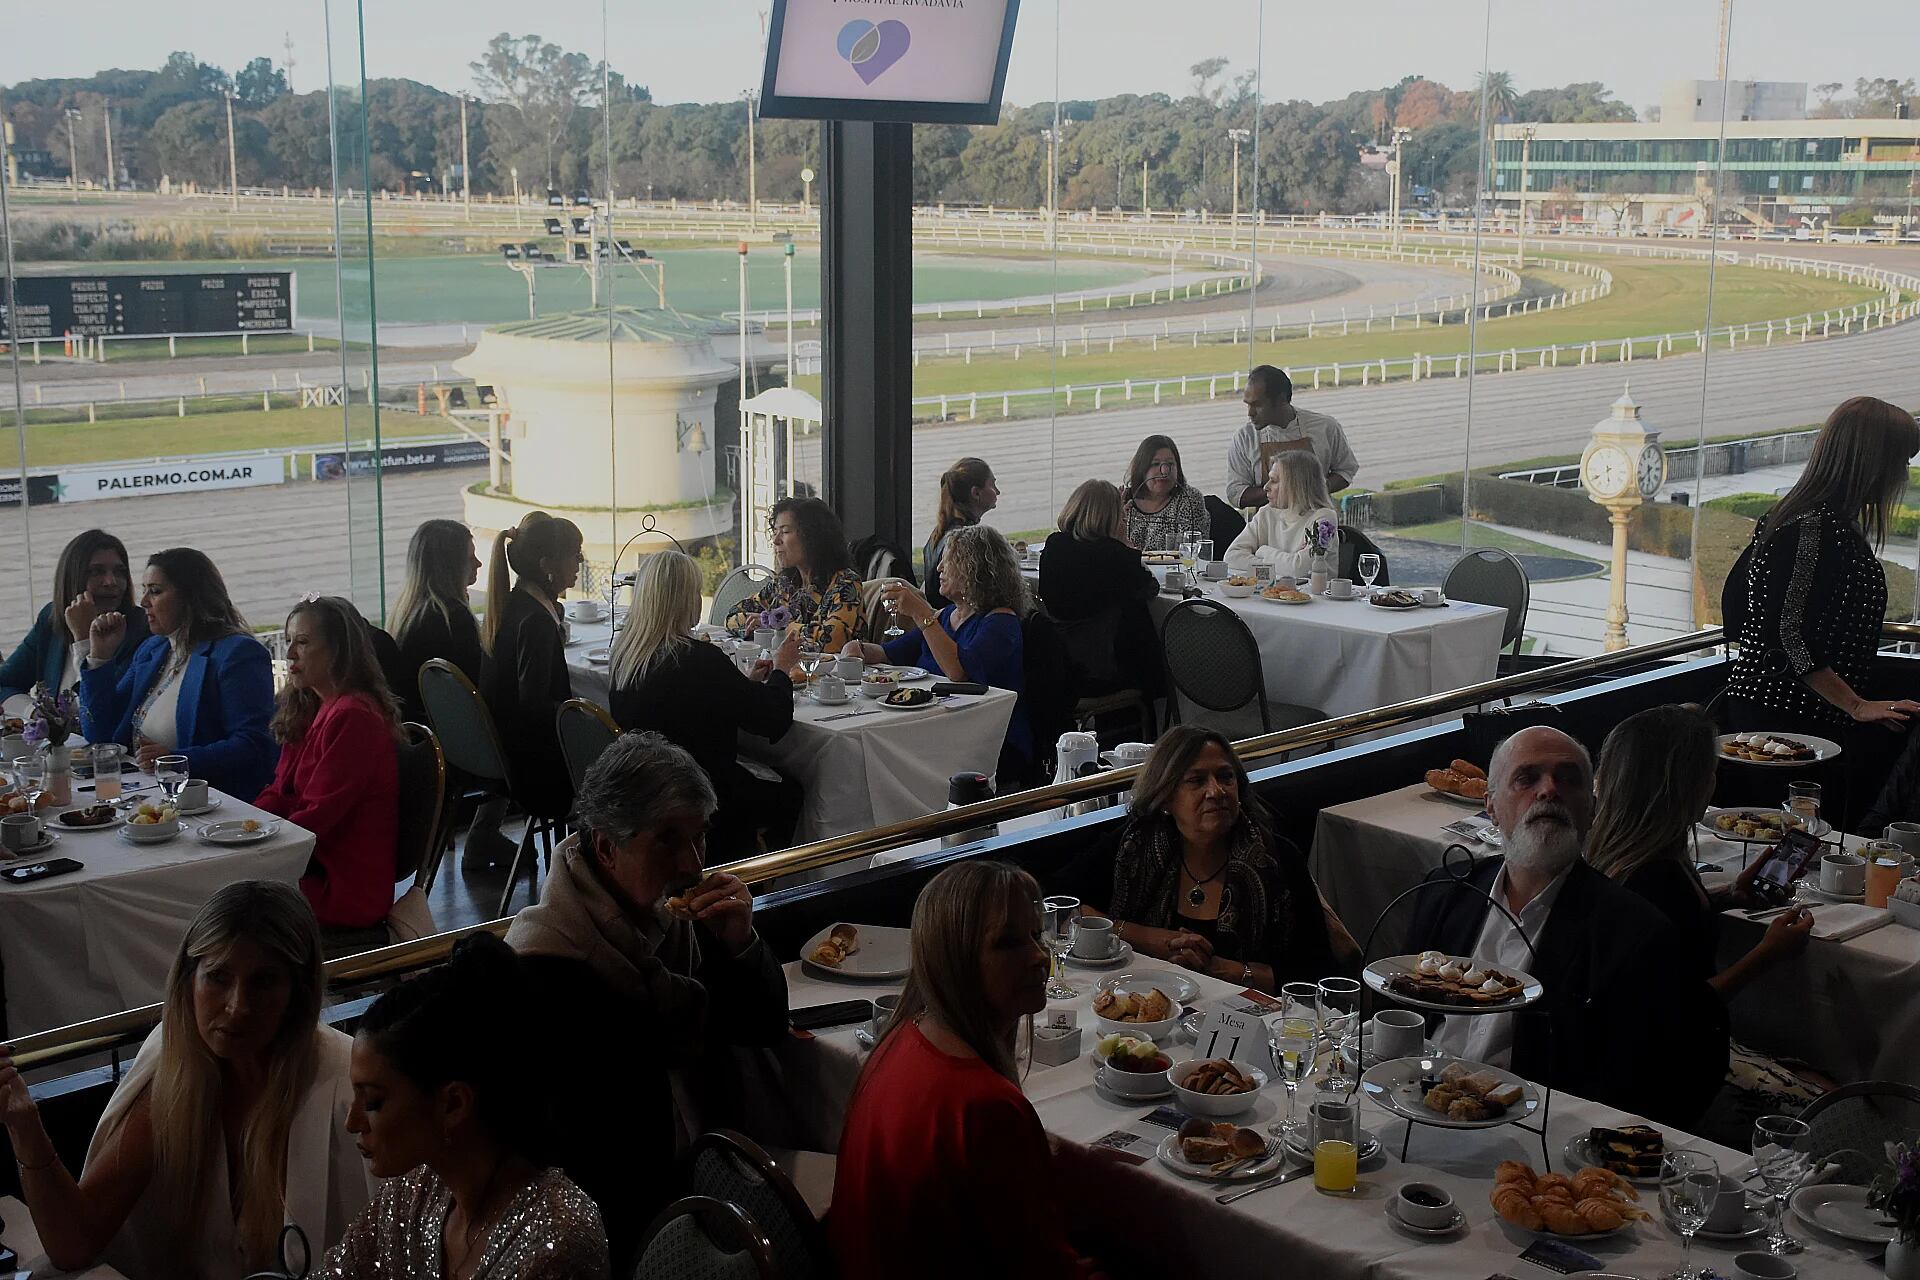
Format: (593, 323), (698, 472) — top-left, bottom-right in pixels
(1865, 841), (1906, 908)
(92, 744), (125, 803)
(1311, 1100), (1359, 1194)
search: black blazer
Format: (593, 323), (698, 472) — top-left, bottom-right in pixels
(1406, 858), (1727, 1129)
(608, 640), (795, 808)
(394, 604), (485, 725)
(480, 586), (574, 817)
(1038, 532), (1162, 695)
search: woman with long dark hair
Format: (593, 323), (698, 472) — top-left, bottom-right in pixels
(255, 596), (403, 956)
(77, 547), (276, 798)
(923, 457), (999, 609)
(725, 496), (866, 652)
(389, 519), (484, 724)
(323, 933), (611, 1278)
(1120, 434), (1209, 553)
(0, 528), (148, 699)
(480, 510), (585, 822)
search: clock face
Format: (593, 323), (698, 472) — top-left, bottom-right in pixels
(1638, 444), (1666, 497)
(1583, 446), (1632, 500)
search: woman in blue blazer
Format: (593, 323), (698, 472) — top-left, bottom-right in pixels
(78, 548), (277, 799)
(0, 530), (148, 699)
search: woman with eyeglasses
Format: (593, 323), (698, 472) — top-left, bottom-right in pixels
(0, 529), (148, 700)
(1120, 434), (1209, 553)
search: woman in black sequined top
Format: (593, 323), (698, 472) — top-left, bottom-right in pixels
(1723, 396), (1920, 734)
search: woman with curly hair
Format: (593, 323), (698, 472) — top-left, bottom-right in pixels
(725, 496), (866, 653)
(843, 524), (1031, 778)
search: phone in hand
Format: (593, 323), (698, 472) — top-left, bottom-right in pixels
(1752, 827), (1823, 894)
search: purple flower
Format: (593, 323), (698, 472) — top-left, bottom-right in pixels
(21, 720), (46, 745)
(761, 605), (792, 632)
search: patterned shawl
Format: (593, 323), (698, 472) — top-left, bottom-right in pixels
(1109, 809), (1290, 966)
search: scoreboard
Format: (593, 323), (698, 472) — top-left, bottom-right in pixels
(1, 271), (297, 340)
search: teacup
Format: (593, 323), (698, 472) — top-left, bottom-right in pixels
(1371, 1008), (1426, 1060)
(1071, 916), (1116, 959)
(1162, 569), (1185, 591)
(1702, 1174), (1752, 1234)
(177, 778), (210, 810)
(1886, 821), (1920, 857)
(1326, 577), (1355, 599)
(565, 598), (604, 623)
(811, 675), (851, 705)
(0, 734), (29, 764)
(1820, 851), (1867, 896)
(835, 654), (865, 682)
(866, 994), (900, 1042)
(1203, 561), (1230, 581)
(1395, 1182), (1456, 1230)
(753, 627), (781, 653)
(1, 811), (42, 851)
(1420, 588), (1443, 606)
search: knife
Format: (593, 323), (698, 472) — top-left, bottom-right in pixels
(1216, 1160), (1311, 1204)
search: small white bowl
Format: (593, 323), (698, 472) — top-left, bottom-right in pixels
(1221, 582), (1255, 599)
(1097, 1058), (1175, 1098)
(1167, 1058), (1267, 1117)
(1395, 1181), (1458, 1230)
(123, 814), (180, 842)
(1093, 1008), (1183, 1042)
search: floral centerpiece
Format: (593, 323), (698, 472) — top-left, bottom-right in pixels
(1871, 1141), (1920, 1246)
(22, 682), (80, 750)
(1303, 516), (1338, 559)
(757, 605), (793, 633)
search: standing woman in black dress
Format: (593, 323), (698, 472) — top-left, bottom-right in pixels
(481, 511), (585, 828)
(1723, 396), (1920, 820)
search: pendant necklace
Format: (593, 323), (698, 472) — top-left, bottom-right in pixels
(1182, 857), (1226, 906)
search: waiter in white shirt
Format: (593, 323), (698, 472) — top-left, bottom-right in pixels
(1224, 365), (1359, 509)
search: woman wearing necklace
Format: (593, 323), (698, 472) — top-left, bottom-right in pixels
(1082, 727), (1356, 992)
(323, 933), (610, 1279)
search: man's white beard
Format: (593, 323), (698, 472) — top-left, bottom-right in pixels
(1504, 803), (1583, 875)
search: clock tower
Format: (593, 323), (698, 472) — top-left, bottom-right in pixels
(1581, 384), (1664, 651)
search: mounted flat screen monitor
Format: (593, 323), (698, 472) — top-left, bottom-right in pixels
(759, 0), (1021, 125)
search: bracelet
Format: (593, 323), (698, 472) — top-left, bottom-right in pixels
(917, 614), (940, 630)
(1240, 960), (1253, 986)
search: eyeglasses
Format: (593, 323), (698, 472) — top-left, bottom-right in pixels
(1146, 461), (1177, 473)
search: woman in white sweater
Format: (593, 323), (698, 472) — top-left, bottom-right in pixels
(1225, 450), (1339, 579)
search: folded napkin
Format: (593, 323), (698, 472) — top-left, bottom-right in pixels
(1807, 902), (1895, 942)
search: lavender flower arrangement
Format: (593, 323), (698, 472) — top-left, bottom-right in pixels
(758, 605), (793, 632)
(1303, 516), (1338, 557)
(22, 682), (81, 748)
(1871, 1141), (1920, 1244)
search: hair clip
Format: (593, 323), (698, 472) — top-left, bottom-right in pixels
(297, 591), (323, 605)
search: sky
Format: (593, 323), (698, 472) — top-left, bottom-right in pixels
(2, 0), (1913, 116)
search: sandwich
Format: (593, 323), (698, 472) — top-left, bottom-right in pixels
(664, 873), (728, 920)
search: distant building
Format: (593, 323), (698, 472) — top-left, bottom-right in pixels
(1661, 80), (1808, 124)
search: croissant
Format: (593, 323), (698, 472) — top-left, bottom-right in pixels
(1536, 1200), (1588, 1235)
(1574, 1197), (1627, 1232)
(1491, 1185), (1544, 1230)
(1495, 1160), (1536, 1189)
(1533, 1173), (1575, 1199)
(1426, 768), (1456, 791)
(1572, 1167), (1636, 1201)
(1451, 758), (1487, 781)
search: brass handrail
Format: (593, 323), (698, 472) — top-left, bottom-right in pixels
(9, 624), (1737, 1071)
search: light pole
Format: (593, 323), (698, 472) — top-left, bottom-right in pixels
(1517, 125), (1536, 269)
(740, 89), (759, 232)
(1227, 127), (1250, 234)
(102, 108), (115, 191)
(510, 165), (521, 228)
(224, 90), (239, 212)
(1141, 156), (1150, 219)
(1041, 126), (1063, 248)
(800, 166), (814, 214)
(1388, 126), (1411, 252)
(63, 108), (80, 194)
(459, 93), (471, 221)
(782, 236), (796, 385)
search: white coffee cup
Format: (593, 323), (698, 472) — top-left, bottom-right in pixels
(1071, 915), (1116, 959)
(1732, 1252), (1796, 1280)
(1111, 742), (1154, 766)
(811, 674), (850, 705)
(0, 734), (29, 763)
(1371, 1008), (1426, 1060)
(867, 994), (900, 1042)
(566, 598), (603, 622)
(1, 811), (42, 850)
(1703, 1174), (1751, 1234)
(1162, 568), (1184, 591)
(1421, 587), (1443, 606)
(835, 654), (864, 682)
(1820, 851), (1867, 896)
(753, 627), (781, 653)
(177, 778), (210, 810)
(1886, 822), (1920, 857)
(1326, 577), (1355, 599)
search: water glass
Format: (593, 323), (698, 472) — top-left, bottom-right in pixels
(1180, 530), (1204, 585)
(1040, 895), (1079, 999)
(13, 755), (45, 814)
(155, 754), (189, 805)
(92, 744), (125, 803)
(1659, 1150), (1719, 1280)
(1316, 977), (1362, 1094)
(1752, 1114), (1812, 1256)
(1357, 553), (1382, 590)
(1266, 981), (1322, 1144)
(1310, 1099), (1359, 1194)
(1785, 781), (1821, 830)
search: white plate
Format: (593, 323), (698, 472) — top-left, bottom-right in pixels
(1363, 955), (1543, 1015)
(1384, 1197), (1466, 1238)
(1093, 1062), (1174, 1102)
(1790, 1183), (1895, 1245)
(1561, 1133), (1664, 1189)
(862, 665), (930, 683)
(1339, 1030), (1441, 1075)
(1687, 1207), (1770, 1242)
(175, 796), (224, 818)
(1716, 733), (1843, 767)
(1258, 590), (1313, 606)
(117, 824), (180, 846)
(1096, 970), (1199, 1006)
(586, 646), (611, 666)
(1062, 939), (1135, 968)
(1369, 595), (1422, 610)
(1429, 787), (1487, 808)
(1153, 1132), (1286, 1182)
(198, 820), (281, 846)
(54, 807), (126, 832)
(1796, 881), (1866, 905)
(875, 694), (942, 712)
(1698, 806), (1825, 843)
(800, 923), (911, 981)
(1360, 1054), (1541, 1131)
(0, 829), (59, 856)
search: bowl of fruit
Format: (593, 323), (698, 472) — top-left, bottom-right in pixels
(1094, 1033), (1175, 1098)
(124, 802), (181, 842)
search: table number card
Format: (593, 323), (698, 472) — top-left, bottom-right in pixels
(1190, 1008), (1275, 1074)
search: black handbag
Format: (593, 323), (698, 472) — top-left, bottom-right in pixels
(1461, 701), (1566, 766)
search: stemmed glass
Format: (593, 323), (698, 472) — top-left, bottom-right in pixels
(155, 754), (189, 807)
(1040, 895), (1079, 999)
(880, 579), (908, 641)
(1179, 530), (1204, 588)
(1315, 977), (1363, 1094)
(13, 755), (45, 825)
(1266, 981), (1321, 1145)
(1752, 1114), (1812, 1256)
(1659, 1150), (1720, 1280)
(1358, 553), (1382, 594)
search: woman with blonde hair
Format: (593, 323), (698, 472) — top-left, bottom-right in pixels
(255, 596), (403, 957)
(1224, 449), (1338, 580)
(608, 551), (803, 857)
(828, 861), (1107, 1279)
(0, 881), (371, 1277)
(388, 519), (483, 724)
(1040, 479), (1163, 700)
(480, 510), (585, 822)
(924, 457), (1000, 609)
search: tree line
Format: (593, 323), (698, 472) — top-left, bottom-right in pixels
(2, 40), (1654, 213)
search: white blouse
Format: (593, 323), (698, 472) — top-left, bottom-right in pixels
(1224, 504), (1339, 579)
(132, 650), (188, 750)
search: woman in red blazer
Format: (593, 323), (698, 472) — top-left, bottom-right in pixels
(256, 596), (402, 957)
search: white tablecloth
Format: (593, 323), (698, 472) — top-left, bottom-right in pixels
(1311, 782), (1920, 1084)
(0, 786), (314, 1038)
(781, 952), (1882, 1278)
(562, 623), (1017, 844)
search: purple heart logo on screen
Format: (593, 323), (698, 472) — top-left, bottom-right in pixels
(836, 19), (911, 85)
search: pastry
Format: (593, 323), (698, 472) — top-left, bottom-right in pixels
(1261, 584), (1310, 603)
(1181, 1059), (1256, 1095)
(1387, 962), (1525, 1007)
(1425, 766), (1490, 800)
(1180, 1135), (1231, 1164)
(1492, 1184), (1544, 1231)
(808, 923), (861, 968)
(1574, 1197), (1628, 1232)
(1093, 986), (1173, 1024)
(1490, 1162), (1649, 1237)
(664, 873), (728, 919)
(1590, 1124), (1664, 1178)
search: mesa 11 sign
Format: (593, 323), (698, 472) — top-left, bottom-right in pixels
(1, 271), (296, 340)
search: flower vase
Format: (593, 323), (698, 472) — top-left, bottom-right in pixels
(41, 742), (72, 805)
(1887, 1237), (1920, 1280)
(1308, 552), (1332, 596)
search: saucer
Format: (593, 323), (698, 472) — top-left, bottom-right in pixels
(1062, 940), (1134, 968)
(0, 829), (59, 857)
(1384, 1197), (1467, 1238)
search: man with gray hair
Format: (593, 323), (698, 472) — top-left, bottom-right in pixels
(507, 731), (788, 1272)
(1405, 726), (1727, 1127)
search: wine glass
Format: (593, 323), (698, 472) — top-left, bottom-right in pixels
(1040, 895), (1079, 999)
(1266, 981), (1322, 1145)
(1315, 977), (1363, 1094)
(1752, 1114), (1812, 1256)
(1358, 552), (1382, 593)
(155, 754), (189, 806)
(13, 755), (45, 823)
(1660, 1150), (1719, 1280)
(1195, 539), (1215, 582)
(880, 579), (908, 641)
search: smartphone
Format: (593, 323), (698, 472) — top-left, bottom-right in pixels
(791, 1000), (874, 1032)
(1754, 827), (1823, 891)
(931, 681), (988, 696)
(1, 856), (84, 884)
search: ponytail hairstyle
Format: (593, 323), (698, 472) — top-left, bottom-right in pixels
(482, 511), (584, 652)
(929, 457), (995, 550)
(355, 932), (551, 1162)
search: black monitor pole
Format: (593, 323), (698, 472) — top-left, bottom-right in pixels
(819, 120), (915, 554)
